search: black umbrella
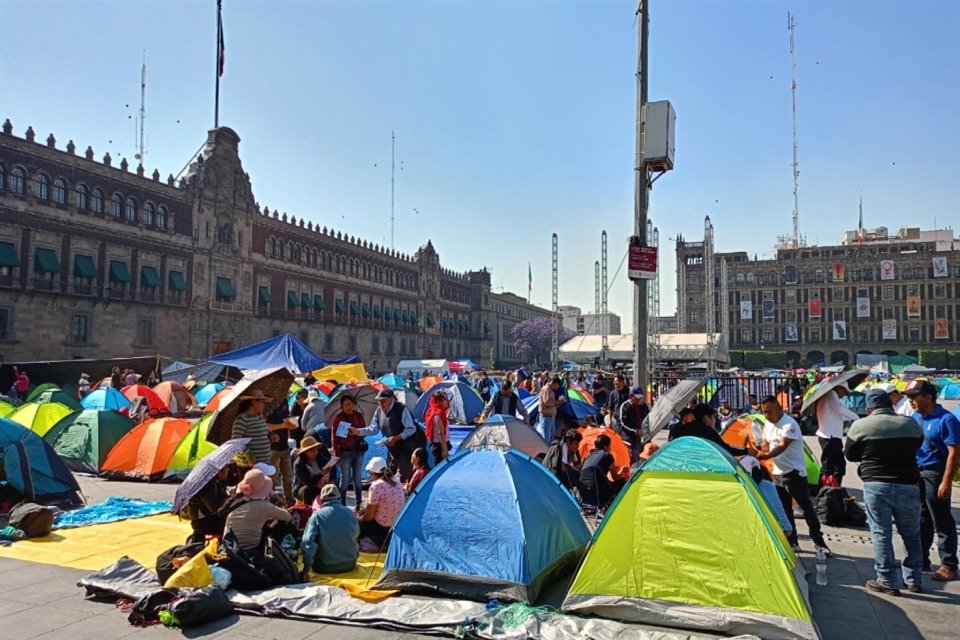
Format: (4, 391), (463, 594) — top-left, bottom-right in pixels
(800, 368), (870, 416)
(642, 378), (706, 439)
(324, 383), (381, 426)
(206, 367), (294, 444)
(172, 437), (250, 514)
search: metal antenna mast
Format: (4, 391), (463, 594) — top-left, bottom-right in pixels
(135, 51), (146, 164)
(551, 233), (559, 370)
(720, 257), (730, 362)
(601, 230), (609, 366)
(788, 11), (800, 248)
(704, 216), (717, 374)
(391, 131), (395, 250)
(646, 220), (660, 377)
(594, 261), (601, 326)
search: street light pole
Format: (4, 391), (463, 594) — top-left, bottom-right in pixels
(632, 0), (650, 390)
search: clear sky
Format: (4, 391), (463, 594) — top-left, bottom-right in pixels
(2, 1), (958, 329)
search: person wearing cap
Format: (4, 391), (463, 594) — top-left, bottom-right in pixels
(904, 380), (959, 582)
(293, 436), (333, 507)
(223, 468), (292, 551)
(478, 381), (530, 424)
(814, 382), (860, 484)
(352, 389), (425, 482)
(617, 387), (650, 459)
(357, 457), (404, 549)
(844, 388), (924, 595)
(300, 483), (359, 577)
(329, 394), (368, 509)
(537, 377), (566, 443)
(669, 403), (751, 457)
(875, 383), (913, 418)
(231, 390), (274, 467)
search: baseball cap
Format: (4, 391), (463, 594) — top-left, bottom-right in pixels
(253, 462), (277, 476)
(630, 386), (644, 398)
(365, 456), (388, 474)
(375, 389), (396, 400)
(903, 380), (938, 397)
(864, 388), (893, 409)
(875, 383), (896, 394)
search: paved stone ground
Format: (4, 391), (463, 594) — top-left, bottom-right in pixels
(1, 436), (958, 639)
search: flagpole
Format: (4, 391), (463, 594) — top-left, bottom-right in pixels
(215, 0), (222, 128)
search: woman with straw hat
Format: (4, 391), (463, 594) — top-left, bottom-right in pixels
(293, 435), (333, 506)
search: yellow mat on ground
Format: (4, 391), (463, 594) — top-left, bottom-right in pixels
(0, 514), (191, 572)
(310, 552), (396, 602)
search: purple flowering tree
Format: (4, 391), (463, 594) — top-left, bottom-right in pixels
(511, 317), (575, 366)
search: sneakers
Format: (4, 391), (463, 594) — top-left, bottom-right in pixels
(906, 584), (922, 593)
(793, 506), (805, 518)
(792, 543), (802, 553)
(865, 580), (901, 596)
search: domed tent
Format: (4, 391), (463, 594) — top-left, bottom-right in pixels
(721, 414), (821, 490)
(413, 380), (484, 424)
(42, 409), (136, 474)
(193, 383), (226, 408)
(0, 418), (83, 507)
(563, 438), (815, 640)
(35, 388), (82, 411)
(456, 415), (549, 458)
(151, 381), (197, 415)
(8, 402), (75, 438)
(121, 384), (168, 413)
(577, 427), (632, 471)
(99, 417), (193, 481)
(81, 387), (133, 412)
(0, 400), (14, 418)
(166, 414), (217, 478)
(375, 448), (591, 602)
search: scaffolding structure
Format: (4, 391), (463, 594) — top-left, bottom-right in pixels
(551, 232), (559, 369)
(676, 234), (687, 333)
(601, 230), (609, 365)
(704, 216), (717, 374)
(646, 220), (660, 376)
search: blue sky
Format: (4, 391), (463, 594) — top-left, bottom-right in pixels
(2, 1), (958, 328)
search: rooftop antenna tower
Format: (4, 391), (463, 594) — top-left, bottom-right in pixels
(601, 230), (609, 366)
(789, 11), (800, 248)
(704, 216), (717, 374)
(594, 261), (601, 326)
(135, 51), (147, 164)
(551, 233), (559, 370)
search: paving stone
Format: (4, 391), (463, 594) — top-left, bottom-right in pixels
(32, 613), (142, 640)
(0, 604), (97, 639)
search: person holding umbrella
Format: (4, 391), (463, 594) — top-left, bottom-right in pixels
(183, 465), (231, 543)
(351, 389), (425, 482)
(814, 382), (860, 484)
(231, 390), (273, 469)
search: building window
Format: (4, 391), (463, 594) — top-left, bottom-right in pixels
(0, 307), (11, 340)
(34, 173), (49, 200)
(126, 197), (137, 222)
(858, 328), (869, 343)
(0, 163), (4, 191)
(348, 335), (358, 353)
(934, 284), (946, 299)
(137, 318), (155, 346)
(143, 202), (155, 226)
(784, 289), (796, 304)
(52, 178), (66, 204)
(325, 333), (334, 352)
(74, 184), (88, 210)
(387, 337), (395, 354)
(70, 314), (89, 344)
(739, 328), (751, 343)
(810, 327), (821, 342)
(111, 194), (123, 218)
(833, 286), (844, 302)
(157, 205), (168, 229)
(762, 328), (775, 343)
(882, 307), (895, 320)
(91, 188), (104, 213)
(814, 269), (824, 283)
(881, 284), (894, 300)
(10, 167), (25, 194)
(400, 338), (407, 354)
(690, 311), (700, 324)
(908, 325), (921, 342)
(372, 336), (381, 354)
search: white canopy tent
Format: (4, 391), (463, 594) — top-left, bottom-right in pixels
(558, 333), (728, 366)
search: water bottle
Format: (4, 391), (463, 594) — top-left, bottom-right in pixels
(815, 547), (828, 586)
(752, 420), (764, 449)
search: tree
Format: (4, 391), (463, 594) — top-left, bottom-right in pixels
(511, 317), (575, 366)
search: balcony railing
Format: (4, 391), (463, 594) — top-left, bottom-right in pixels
(209, 299), (247, 313)
(31, 278), (56, 292)
(106, 287), (131, 300)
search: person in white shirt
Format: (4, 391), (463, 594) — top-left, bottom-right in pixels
(877, 383), (914, 418)
(756, 395), (829, 555)
(815, 383), (860, 483)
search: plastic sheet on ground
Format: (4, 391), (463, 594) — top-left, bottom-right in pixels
(54, 496), (173, 529)
(308, 552), (396, 602)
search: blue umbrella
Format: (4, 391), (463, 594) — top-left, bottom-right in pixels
(193, 383), (226, 407)
(172, 437), (250, 513)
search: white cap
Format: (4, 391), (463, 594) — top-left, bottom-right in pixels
(365, 456), (388, 474)
(876, 383), (896, 394)
(253, 462), (277, 476)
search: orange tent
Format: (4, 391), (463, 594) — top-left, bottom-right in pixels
(577, 427), (632, 478)
(204, 387), (234, 413)
(152, 381), (196, 414)
(100, 417), (193, 480)
(721, 416), (777, 477)
(122, 384), (168, 413)
(419, 375), (443, 392)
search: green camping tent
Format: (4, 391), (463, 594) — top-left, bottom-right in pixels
(24, 383), (59, 404)
(166, 414), (217, 478)
(43, 409), (136, 474)
(0, 400), (14, 418)
(563, 437), (816, 640)
(35, 388), (82, 411)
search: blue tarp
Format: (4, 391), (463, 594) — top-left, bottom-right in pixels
(375, 447), (591, 601)
(161, 360), (227, 385)
(0, 418), (82, 506)
(206, 333), (357, 375)
(54, 496), (171, 529)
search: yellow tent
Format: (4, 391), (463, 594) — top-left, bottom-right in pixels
(8, 403), (75, 438)
(311, 363), (368, 384)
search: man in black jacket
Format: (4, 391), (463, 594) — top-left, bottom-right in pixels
(607, 375), (629, 430)
(617, 386), (650, 458)
(669, 404), (749, 457)
(845, 388), (924, 595)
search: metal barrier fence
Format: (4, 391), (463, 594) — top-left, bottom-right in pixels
(649, 375), (812, 413)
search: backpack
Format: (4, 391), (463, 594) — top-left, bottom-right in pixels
(844, 498), (867, 527)
(816, 486), (849, 526)
(156, 542), (206, 584)
(8, 502), (55, 538)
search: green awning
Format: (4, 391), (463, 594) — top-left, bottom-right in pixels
(373, 305), (382, 318)
(313, 296), (326, 310)
(287, 291), (300, 307)
(361, 303), (371, 317)
(349, 302), (360, 315)
(73, 254), (97, 278)
(484, 322), (491, 333)
(393, 308), (400, 321)
(464, 321), (470, 333)
(0, 242), (20, 267)
(384, 307), (393, 320)
(140, 265), (160, 288)
(301, 292), (311, 307)
(426, 313), (435, 326)
(168, 270), (187, 291)
(35, 248), (60, 274)
(335, 299), (345, 313)
(401, 310), (409, 322)
(258, 286), (272, 304)
(216, 277), (236, 299)
(411, 312), (418, 324)
(108, 260), (131, 283)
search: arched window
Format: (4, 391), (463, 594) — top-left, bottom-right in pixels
(769, 271), (778, 285)
(285, 241), (293, 260)
(91, 188), (104, 213)
(74, 184), (88, 210)
(293, 244), (302, 263)
(268, 237), (277, 257)
(156, 205), (167, 229)
(35, 173), (49, 200)
(10, 167), (25, 194)
(111, 194), (123, 218)
(126, 197), (137, 222)
(143, 202), (155, 226)
(0, 163), (5, 191)
(745, 272), (755, 285)
(52, 178), (66, 204)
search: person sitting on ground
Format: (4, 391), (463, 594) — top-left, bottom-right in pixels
(577, 434), (628, 508)
(669, 403), (751, 457)
(405, 448), (430, 495)
(740, 455), (793, 538)
(545, 429), (583, 489)
(292, 436), (333, 507)
(357, 457), (405, 550)
(424, 390), (451, 463)
(184, 464), (231, 543)
(301, 484), (359, 578)
(223, 468), (292, 551)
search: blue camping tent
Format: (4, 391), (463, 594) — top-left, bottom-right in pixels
(412, 380), (484, 423)
(374, 447), (591, 602)
(523, 395), (596, 423)
(0, 418), (83, 506)
(206, 333), (356, 375)
(456, 415), (548, 458)
(193, 383), (227, 407)
(80, 387), (132, 412)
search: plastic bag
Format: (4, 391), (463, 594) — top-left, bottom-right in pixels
(164, 538), (219, 588)
(210, 565), (232, 590)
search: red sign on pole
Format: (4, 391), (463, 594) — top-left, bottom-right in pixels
(628, 244), (657, 280)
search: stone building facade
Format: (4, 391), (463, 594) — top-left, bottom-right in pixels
(0, 121), (553, 371)
(676, 227), (960, 366)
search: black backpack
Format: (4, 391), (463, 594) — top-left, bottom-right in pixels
(816, 486), (849, 526)
(8, 502), (55, 538)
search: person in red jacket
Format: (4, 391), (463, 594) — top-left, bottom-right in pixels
(424, 391), (451, 463)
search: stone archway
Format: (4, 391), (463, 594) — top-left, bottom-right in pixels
(830, 350), (850, 366)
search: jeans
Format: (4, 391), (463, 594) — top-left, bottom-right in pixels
(775, 470), (825, 547)
(919, 469), (959, 570)
(818, 436), (846, 482)
(268, 449), (293, 505)
(537, 415), (556, 442)
(338, 450), (364, 508)
(863, 482), (923, 589)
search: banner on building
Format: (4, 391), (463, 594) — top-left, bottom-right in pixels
(882, 319), (897, 340)
(831, 262), (846, 282)
(932, 256), (948, 278)
(740, 300), (752, 320)
(785, 322), (798, 342)
(934, 318), (949, 340)
(832, 320), (847, 340)
(880, 259), (896, 280)
(762, 298), (775, 320)
(856, 297), (871, 318)
(907, 295), (921, 318)
(808, 296), (822, 319)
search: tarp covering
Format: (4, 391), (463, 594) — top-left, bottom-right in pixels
(0, 356), (159, 391)
(54, 496), (172, 529)
(311, 362), (369, 384)
(375, 448), (591, 602)
(0, 417), (82, 506)
(207, 333), (354, 375)
(160, 359), (228, 385)
(563, 437), (814, 640)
